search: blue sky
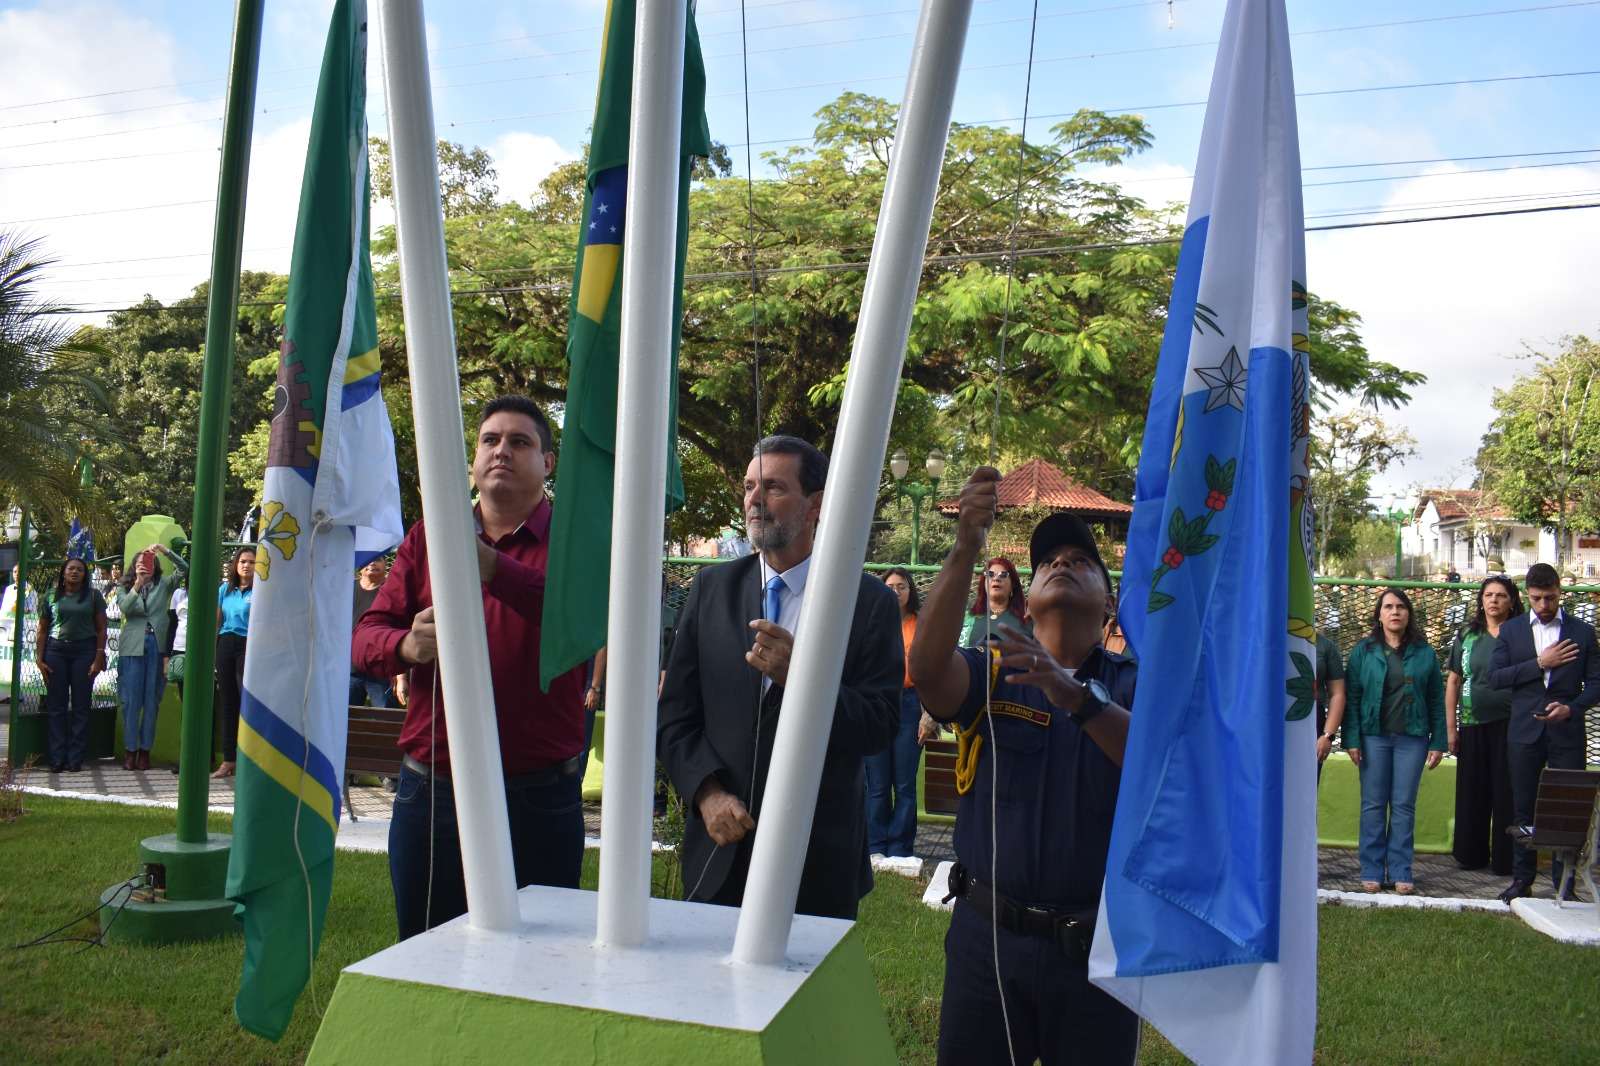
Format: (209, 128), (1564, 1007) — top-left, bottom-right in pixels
(2, 0), (1598, 492)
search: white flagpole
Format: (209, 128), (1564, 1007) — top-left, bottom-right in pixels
(378, 0), (520, 932)
(595, 0), (687, 948)
(730, 0), (974, 966)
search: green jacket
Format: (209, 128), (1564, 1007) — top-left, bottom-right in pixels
(1341, 637), (1447, 752)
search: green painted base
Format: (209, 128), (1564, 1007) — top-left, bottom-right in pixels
(138, 832), (232, 900)
(308, 905), (895, 1065)
(97, 882), (237, 945)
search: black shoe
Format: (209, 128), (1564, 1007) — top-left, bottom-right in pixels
(67, 763), (82, 773)
(1497, 878), (1533, 905)
(49, 763), (64, 773)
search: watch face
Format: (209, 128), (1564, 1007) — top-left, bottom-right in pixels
(1087, 678), (1110, 705)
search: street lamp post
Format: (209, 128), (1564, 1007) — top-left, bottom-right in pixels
(1381, 493), (1409, 579)
(888, 447), (947, 565)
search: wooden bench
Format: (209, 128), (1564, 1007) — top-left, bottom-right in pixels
(344, 703), (406, 823)
(923, 738), (961, 817)
(1512, 767), (1600, 908)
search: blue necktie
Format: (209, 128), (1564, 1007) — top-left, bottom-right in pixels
(764, 574), (784, 625)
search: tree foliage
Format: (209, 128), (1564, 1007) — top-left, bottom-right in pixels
(1310, 409), (1415, 571)
(71, 98), (1418, 554)
(1477, 335), (1600, 567)
(0, 234), (118, 535)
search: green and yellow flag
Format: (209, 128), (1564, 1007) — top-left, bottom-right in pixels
(539, 1), (710, 688)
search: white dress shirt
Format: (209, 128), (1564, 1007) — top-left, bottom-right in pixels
(1531, 609), (1564, 688)
(758, 554), (811, 694)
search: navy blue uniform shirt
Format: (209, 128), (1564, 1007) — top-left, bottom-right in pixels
(951, 644), (1135, 908)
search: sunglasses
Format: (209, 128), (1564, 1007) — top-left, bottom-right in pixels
(983, 570), (1010, 580)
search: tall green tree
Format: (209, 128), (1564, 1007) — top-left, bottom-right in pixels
(0, 234), (117, 533)
(1310, 409), (1415, 571)
(1477, 334), (1600, 567)
(86, 272), (282, 538)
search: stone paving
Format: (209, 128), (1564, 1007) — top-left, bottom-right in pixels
(10, 721), (1587, 904)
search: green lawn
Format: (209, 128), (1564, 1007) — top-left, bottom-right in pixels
(3, 795), (1598, 1064)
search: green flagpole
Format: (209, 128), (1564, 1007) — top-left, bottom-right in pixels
(97, 0), (265, 948)
(177, 0), (265, 845)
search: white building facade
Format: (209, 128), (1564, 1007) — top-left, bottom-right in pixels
(1403, 491), (1600, 580)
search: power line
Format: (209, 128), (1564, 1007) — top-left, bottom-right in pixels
(38, 201), (1600, 315)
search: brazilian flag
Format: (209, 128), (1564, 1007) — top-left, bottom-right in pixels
(540, 1), (710, 689)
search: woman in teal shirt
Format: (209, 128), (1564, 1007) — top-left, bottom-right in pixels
(1342, 587), (1446, 894)
(36, 557), (107, 773)
(116, 544), (188, 770)
(212, 547), (255, 779)
(1445, 576), (1521, 874)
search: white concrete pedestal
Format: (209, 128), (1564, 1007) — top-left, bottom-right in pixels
(308, 885), (897, 1064)
(1510, 897), (1600, 947)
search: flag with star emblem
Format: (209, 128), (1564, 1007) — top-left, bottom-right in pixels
(1089, 1), (1316, 1062)
(225, 0), (402, 1041)
(539, 0), (710, 689)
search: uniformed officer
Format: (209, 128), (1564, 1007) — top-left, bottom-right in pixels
(910, 466), (1140, 1065)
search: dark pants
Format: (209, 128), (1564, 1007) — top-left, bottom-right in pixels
(388, 763), (585, 941)
(865, 687), (923, 857)
(1508, 730), (1585, 887)
(937, 901), (1139, 1065)
(1452, 719), (1514, 875)
(215, 633), (247, 761)
(45, 637), (95, 768)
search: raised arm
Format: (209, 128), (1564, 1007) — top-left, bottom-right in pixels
(909, 468), (999, 720)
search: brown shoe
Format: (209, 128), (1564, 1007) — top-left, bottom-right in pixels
(123, 750), (136, 771)
(1395, 882), (1415, 896)
(136, 750), (150, 771)
(210, 761), (235, 779)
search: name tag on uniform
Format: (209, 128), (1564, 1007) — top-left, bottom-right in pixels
(990, 701), (1051, 727)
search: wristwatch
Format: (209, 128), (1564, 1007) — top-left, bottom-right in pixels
(1071, 677), (1111, 726)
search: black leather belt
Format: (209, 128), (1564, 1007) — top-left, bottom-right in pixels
(402, 752), (583, 789)
(943, 862), (1096, 963)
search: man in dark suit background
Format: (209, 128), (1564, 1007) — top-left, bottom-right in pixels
(657, 435), (902, 920)
(1488, 562), (1600, 902)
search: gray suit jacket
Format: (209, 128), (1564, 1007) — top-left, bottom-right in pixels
(656, 554), (902, 919)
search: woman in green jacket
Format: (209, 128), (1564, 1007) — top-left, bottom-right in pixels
(115, 543), (188, 770)
(1341, 587), (1447, 894)
(1445, 576), (1521, 874)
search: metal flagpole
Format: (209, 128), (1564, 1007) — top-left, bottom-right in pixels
(378, 0), (520, 931)
(595, 0), (687, 948)
(731, 0), (974, 966)
(177, 0), (265, 845)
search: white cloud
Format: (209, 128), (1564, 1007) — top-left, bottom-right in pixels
(1309, 163), (1600, 494)
(489, 131), (577, 204)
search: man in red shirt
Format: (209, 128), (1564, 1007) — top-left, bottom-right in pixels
(353, 395), (587, 939)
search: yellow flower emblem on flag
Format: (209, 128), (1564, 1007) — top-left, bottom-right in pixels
(255, 500), (301, 582)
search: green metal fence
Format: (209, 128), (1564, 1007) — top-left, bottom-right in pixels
(662, 557), (1600, 764)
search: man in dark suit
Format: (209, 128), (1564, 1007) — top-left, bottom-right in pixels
(657, 435), (902, 920)
(1487, 562), (1600, 902)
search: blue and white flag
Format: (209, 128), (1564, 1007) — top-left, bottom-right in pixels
(1089, 1), (1317, 1063)
(67, 518), (95, 563)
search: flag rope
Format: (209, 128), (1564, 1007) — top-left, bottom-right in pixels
(982, 2), (1040, 1062)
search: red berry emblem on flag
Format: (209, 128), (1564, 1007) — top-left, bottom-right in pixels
(1206, 490), (1228, 511)
(1163, 547), (1185, 569)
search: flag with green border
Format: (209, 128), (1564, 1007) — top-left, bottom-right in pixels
(224, 0), (401, 1040)
(539, 0), (710, 689)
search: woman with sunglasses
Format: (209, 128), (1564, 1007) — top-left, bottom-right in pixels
(960, 556), (1031, 648)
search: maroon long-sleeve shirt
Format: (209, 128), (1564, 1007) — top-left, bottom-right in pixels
(352, 497), (585, 775)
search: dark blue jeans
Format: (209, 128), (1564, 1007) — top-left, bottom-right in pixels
(388, 763), (585, 940)
(45, 637), (95, 767)
(865, 687), (923, 858)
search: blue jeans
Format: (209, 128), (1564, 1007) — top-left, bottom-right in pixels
(118, 631), (162, 752)
(865, 688), (923, 858)
(349, 672), (393, 708)
(1358, 733), (1429, 883)
(45, 637), (95, 767)
(388, 763), (585, 940)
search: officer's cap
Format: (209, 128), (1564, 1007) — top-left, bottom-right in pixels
(1028, 513), (1112, 592)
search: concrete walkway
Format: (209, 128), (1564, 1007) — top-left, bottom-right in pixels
(9, 724), (1586, 906)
